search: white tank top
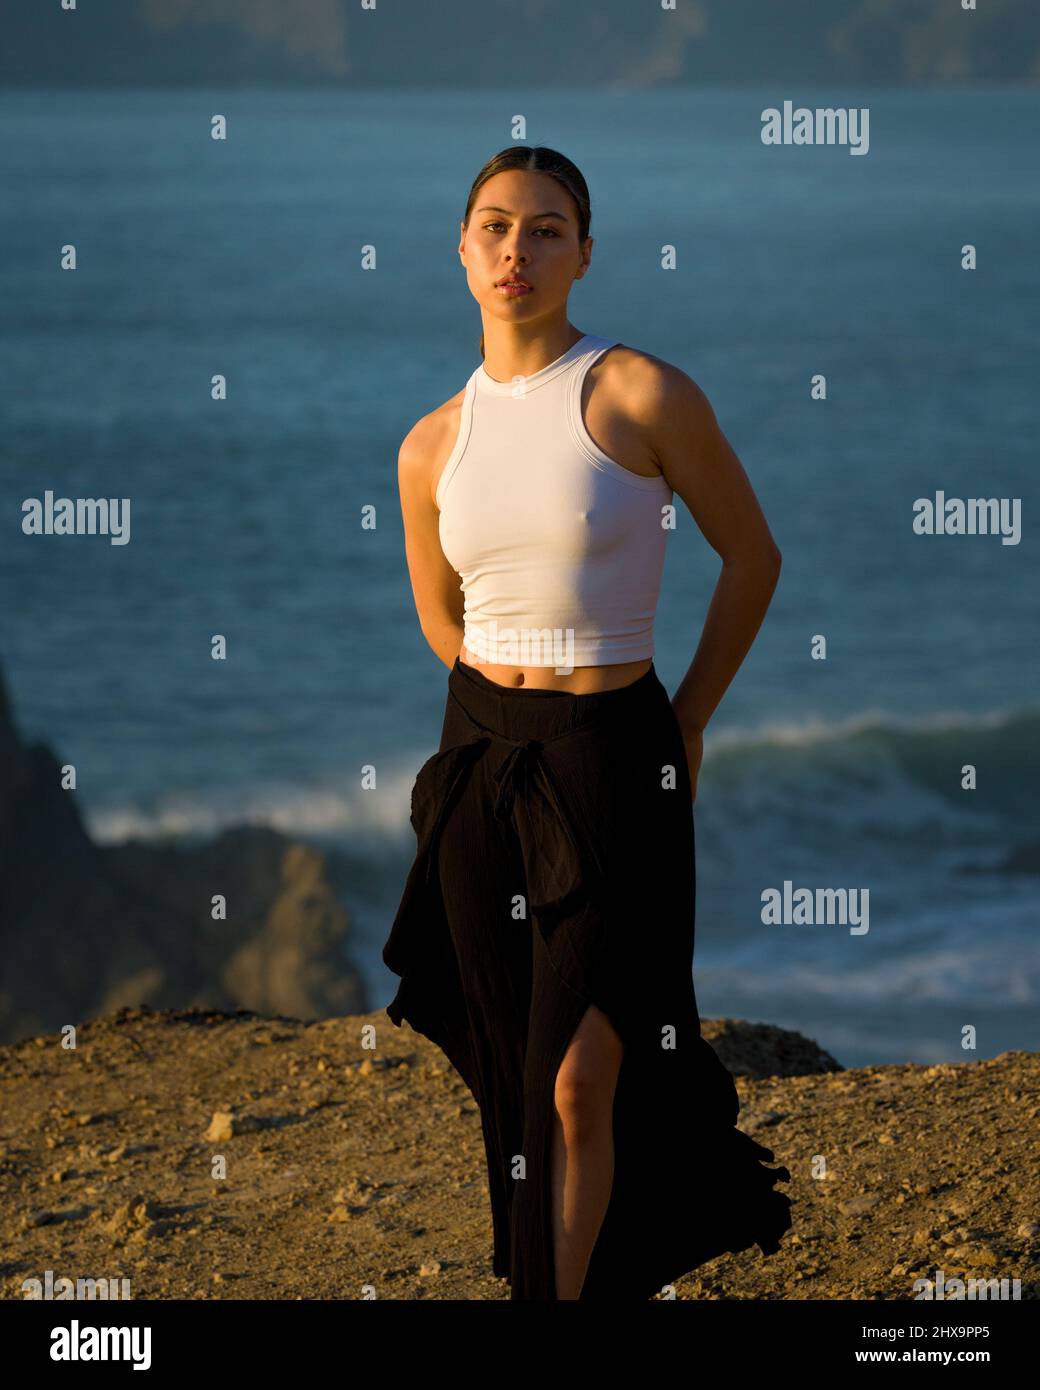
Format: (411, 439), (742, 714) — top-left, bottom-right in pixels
(436, 333), (673, 667)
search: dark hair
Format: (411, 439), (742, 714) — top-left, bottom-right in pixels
(462, 146), (592, 359)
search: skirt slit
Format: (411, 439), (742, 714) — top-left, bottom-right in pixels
(516, 952), (627, 1301)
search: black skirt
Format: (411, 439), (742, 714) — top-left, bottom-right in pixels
(382, 655), (792, 1300)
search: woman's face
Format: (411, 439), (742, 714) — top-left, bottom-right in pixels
(459, 169), (591, 323)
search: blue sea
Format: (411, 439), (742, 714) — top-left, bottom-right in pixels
(2, 87), (1037, 1069)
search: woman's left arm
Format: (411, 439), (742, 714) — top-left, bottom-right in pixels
(629, 357), (783, 795)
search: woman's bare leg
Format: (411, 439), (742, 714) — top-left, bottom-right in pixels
(550, 1003), (624, 1299)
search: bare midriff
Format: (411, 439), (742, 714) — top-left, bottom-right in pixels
(459, 641), (652, 693)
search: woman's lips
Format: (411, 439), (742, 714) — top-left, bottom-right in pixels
(497, 281), (533, 296)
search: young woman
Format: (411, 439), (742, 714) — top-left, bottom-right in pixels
(382, 145), (792, 1301)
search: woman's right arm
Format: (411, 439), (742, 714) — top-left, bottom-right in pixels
(397, 407), (466, 670)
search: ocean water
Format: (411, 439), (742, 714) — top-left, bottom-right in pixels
(2, 87), (1037, 1068)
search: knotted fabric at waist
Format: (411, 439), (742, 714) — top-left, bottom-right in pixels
(413, 683), (629, 900)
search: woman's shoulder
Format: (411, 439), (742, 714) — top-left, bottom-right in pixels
(592, 340), (714, 426)
(398, 386), (469, 505)
(399, 385), (465, 451)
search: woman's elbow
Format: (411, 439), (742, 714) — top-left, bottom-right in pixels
(722, 540), (782, 573)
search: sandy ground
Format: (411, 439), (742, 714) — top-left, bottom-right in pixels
(2, 1006), (1037, 1301)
